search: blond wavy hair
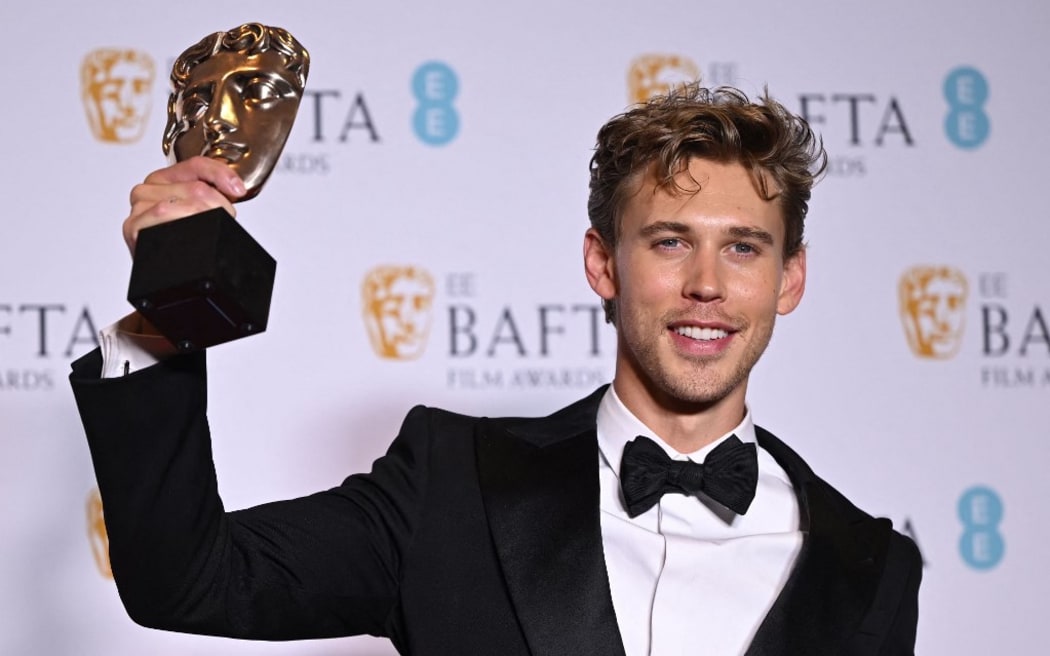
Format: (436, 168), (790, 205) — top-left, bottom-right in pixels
(588, 82), (826, 322)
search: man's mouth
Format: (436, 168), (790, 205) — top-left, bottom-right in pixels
(673, 325), (730, 341)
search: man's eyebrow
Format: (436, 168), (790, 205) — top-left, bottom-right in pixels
(727, 226), (775, 246)
(638, 222), (776, 246)
(638, 221), (690, 237)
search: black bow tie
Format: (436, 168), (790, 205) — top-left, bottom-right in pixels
(619, 434), (758, 518)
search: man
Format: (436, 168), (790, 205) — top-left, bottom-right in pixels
(71, 83), (921, 655)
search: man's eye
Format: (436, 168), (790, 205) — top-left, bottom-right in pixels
(732, 243), (756, 255)
(657, 238), (681, 249)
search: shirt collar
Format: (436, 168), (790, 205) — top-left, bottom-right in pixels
(596, 385), (756, 477)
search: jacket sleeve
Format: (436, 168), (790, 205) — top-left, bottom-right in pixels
(69, 348), (430, 640)
(876, 534), (923, 655)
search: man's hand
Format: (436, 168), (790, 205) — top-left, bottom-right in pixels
(123, 156), (246, 256)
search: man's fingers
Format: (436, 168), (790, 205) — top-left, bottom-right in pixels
(123, 158), (245, 256)
(124, 184), (237, 255)
(142, 156), (246, 200)
(129, 177), (236, 211)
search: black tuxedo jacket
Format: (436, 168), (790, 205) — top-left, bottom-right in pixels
(71, 349), (920, 655)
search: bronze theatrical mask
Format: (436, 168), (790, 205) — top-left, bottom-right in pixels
(163, 23), (310, 199)
(127, 24), (309, 351)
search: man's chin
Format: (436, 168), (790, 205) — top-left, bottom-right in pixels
(647, 367), (740, 408)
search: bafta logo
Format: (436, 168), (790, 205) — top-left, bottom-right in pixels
(627, 54), (700, 104)
(362, 266), (435, 360)
(86, 488), (113, 579)
(81, 48), (155, 144)
(899, 266), (969, 359)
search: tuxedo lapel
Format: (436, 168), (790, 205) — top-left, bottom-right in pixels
(475, 388), (625, 656)
(474, 395), (892, 656)
(747, 428), (893, 656)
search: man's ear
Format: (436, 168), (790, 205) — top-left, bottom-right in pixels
(776, 248), (807, 316)
(583, 228), (617, 302)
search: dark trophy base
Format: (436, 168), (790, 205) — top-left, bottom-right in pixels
(127, 207), (276, 351)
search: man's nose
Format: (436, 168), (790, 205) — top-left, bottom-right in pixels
(684, 249), (726, 303)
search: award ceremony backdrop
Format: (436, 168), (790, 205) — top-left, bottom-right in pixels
(1, 1), (1047, 653)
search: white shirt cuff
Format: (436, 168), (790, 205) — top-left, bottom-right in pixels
(99, 314), (178, 378)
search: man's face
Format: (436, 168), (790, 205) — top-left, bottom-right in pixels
(82, 51), (154, 143)
(585, 158), (806, 416)
(171, 49), (301, 199)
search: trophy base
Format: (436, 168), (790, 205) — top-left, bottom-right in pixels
(127, 207), (276, 351)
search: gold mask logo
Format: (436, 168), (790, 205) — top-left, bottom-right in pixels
(899, 266), (969, 359)
(628, 54), (700, 104)
(81, 48), (155, 144)
(363, 266), (435, 360)
(86, 487), (113, 579)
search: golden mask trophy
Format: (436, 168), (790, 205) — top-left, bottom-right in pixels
(127, 23), (309, 350)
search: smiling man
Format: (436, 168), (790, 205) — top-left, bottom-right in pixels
(586, 156), (804, 447)
(71, 83), (921, 655)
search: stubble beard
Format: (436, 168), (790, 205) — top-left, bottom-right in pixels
(619, 309), (777, 408)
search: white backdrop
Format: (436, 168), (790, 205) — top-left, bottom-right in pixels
(1, 1), (1048, 653)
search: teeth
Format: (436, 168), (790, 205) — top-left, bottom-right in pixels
(674, 326), (729, 341)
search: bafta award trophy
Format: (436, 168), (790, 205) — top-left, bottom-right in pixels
(127, 23), (309, 350)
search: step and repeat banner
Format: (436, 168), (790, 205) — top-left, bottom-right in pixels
(1, 1), (1047, 654)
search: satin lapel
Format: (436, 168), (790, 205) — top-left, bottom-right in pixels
(475, 389), (625, 656)
(746, 429), (892, 656)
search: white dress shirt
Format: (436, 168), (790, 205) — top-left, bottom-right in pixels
(597, 386), (802, 656)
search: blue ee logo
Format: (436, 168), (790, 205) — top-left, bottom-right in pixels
(944, 66), (989, 149)
(412, 62), (459, 146)
(958, 486), (1004, 570)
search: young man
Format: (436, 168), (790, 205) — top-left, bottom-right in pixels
(71, 84), (920, 655)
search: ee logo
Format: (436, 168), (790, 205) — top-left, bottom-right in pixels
(958, 486), (1004, 570)
(944, 66), (989, 149)
(412, 61), (459, 146)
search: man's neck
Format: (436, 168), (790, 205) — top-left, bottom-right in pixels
(611, 379), (748, 453)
